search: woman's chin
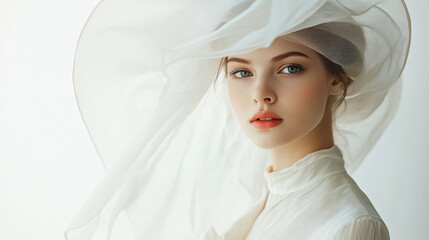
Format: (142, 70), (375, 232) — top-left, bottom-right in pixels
(240, 124), (299, 149)
(249, 137), (290, 150)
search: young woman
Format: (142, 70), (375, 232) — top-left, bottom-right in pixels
(65, 0), (410, 239)
(218, 36), (388, 239)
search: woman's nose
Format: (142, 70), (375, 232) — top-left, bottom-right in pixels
(252, 80), (276, 104)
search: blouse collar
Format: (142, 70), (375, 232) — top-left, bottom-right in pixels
(264, 144), (346, 195)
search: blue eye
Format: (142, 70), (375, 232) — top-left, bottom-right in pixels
(280, 64), (304, 74)
(228, 65), (304, 79)
(229, 69), (253, 78)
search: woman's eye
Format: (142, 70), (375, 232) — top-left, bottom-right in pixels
(229, 70), (253, 78)
(228, 65), (303, 79)
(280, 64), (303, 74)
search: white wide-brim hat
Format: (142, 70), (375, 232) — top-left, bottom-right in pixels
(65, 0), (411, 239)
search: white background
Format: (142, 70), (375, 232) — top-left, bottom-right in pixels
(0, 0), (427, 239)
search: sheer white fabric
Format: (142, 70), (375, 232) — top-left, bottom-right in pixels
(65, 0), (410, 239)
(191, 145), (389, 239)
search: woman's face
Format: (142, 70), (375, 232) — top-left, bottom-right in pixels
(227, 38), (341, 149)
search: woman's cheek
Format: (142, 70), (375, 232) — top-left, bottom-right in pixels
(228, 82), (247, 120)
(290, 79), (327, 121)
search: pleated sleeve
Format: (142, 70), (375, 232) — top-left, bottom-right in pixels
(334, 216), (390, 240)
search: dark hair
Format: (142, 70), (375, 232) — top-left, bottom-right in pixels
(214, 55), (353, 121)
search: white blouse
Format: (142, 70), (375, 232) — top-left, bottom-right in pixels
(199, 145), (390, 240)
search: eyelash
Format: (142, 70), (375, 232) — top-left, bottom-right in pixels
(228, 64), (304, 79)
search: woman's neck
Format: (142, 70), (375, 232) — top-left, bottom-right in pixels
(268, 107), (334, 172)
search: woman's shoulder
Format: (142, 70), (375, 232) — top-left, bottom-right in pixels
(319, 173), (390, 239)
(333, 215), (390, 240)
(333, 172), (382, 216)
(290, 171), (384, 221)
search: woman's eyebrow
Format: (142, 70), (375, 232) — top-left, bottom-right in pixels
(270, 51), (310, 63)
(227, 51), (310, 65)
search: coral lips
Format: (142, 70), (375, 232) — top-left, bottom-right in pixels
(250, 110), (283, 129)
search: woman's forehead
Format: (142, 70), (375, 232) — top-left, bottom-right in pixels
(227, 38), (317, 61)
